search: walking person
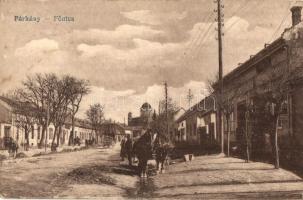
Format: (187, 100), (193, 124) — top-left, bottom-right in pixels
(124, 134), (133, 166)
(120, 136), (126, 161)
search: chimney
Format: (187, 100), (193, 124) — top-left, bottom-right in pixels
(291, 6), (302, 27)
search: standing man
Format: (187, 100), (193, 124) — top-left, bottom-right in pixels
(120, 136), (126, 161)
(124, 134), (133, 166)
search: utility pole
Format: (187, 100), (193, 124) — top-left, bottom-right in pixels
(186, 89), (194, 109)
(158, 101), (161, 115)
(164, 82), (169, 139)
(216, 0), (224, 153)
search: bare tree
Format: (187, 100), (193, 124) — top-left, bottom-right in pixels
(68, 77), (90, 145)
(244, 95), (256, 163)
(15, 74), (56, 148)
(50, 76), (73, 146)
(86, 103), (105, 144)
(152, 97), (179, 142)
(15, 73), (90, 148)
(12, 100), (38, 150)
(257, 66), (291, 169)
(207, 74), (242, 158)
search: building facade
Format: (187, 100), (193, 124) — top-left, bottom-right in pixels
(0, 96), (95, 150)
(175, 96), (216, 147)
(127, 102), (154, 138)
(172, 108), (186, 142)
(214, 6), (303, 163)
(99, 121), (126, 142)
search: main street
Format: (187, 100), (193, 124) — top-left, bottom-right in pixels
(0, 144), (139, 198)
(1, 144), (303, 199)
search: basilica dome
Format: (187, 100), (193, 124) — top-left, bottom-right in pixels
(141, 102), (152, 111)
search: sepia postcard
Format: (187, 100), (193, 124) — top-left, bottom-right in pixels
(1, 0), (303, 199)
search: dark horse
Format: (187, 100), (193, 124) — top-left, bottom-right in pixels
(153, 133), (170, 174)
(133, 130), (154, 178)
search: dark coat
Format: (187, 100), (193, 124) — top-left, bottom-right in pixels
(120, 139), (126, 156)
(133, 131), (153, 160)
(124, 138), (133, 154)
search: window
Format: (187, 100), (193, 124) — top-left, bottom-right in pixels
(49, 128), (54, 140)
(16, 128), (19, 140)
(37, 126), (41, 140)
(4, 126), (11, 137)
(281, 100), (288, 114)
(278, 118), (288, 129)
(181, 129), (185, 141)
(31, 125), (35, 139)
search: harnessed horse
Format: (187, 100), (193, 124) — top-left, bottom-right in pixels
(133, 130), (155, 177)
(133, 130), (171, 177)
(153, 133), (170, 174)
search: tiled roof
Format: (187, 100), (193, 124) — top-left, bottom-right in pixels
(176, 96), (215, 123)
(220, 37), (286, 86)
(128, 116), (148, 127)
(0, 96), (38, 114)
(0, 96), (93, 129)
(0, 96), (20, 108)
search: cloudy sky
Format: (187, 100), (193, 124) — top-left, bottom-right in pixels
(0, 0), (297, 122)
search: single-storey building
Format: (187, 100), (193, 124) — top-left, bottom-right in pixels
(175, 96), (216, 147)
(213, 6), (303, 163)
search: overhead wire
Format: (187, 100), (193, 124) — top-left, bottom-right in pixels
(192, 0), (250, 59)
(269, 2), (292, 42)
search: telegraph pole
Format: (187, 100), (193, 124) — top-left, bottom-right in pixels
(186, 89), (194, 109)
(216, 0), (224, 153)
(164, 82), (169, 139)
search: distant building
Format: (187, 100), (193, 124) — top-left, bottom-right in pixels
(67, 118), (95, 145)
(172, 107), (186, 142)
(175, 96), (216, 146)
(0, 96), (95, 150)
(127, 102), (154, 137)
(99, 121), (125, 142)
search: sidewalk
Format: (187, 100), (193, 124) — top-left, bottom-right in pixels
(0, 144), (90, 165)
(152, 154), (303, 198)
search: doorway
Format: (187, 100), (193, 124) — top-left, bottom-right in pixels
(236, 102), (247, 155)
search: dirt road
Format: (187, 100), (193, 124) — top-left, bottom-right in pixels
(0, 144), (139, 198)
(1, 144), (303, 199)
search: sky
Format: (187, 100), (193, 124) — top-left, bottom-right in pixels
(0, 0), (298, 122)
